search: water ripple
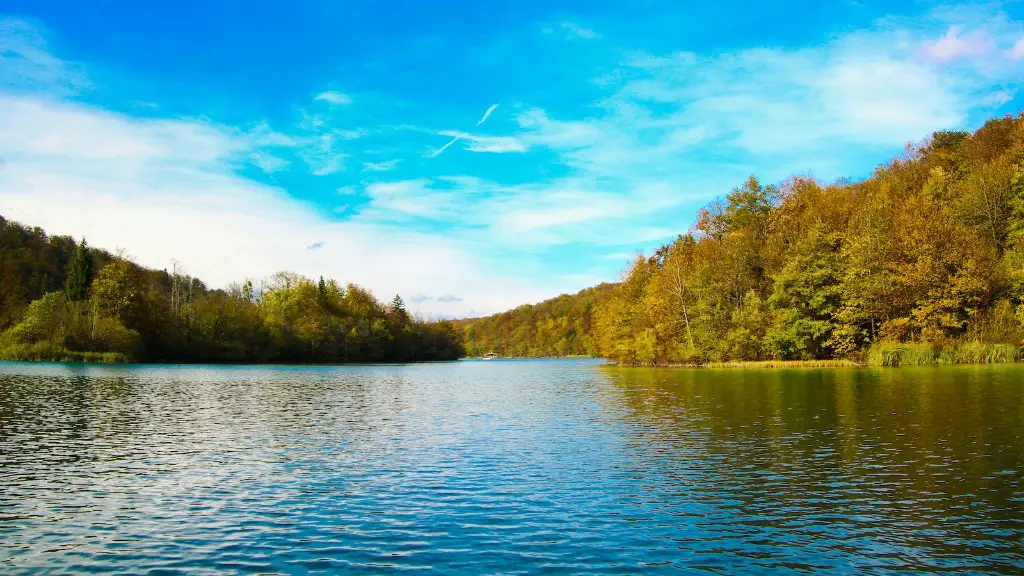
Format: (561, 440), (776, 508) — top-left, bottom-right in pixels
(0, 360), (1021, 573)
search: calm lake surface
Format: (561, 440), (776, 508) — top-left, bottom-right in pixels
(0, 359), (1021, 574)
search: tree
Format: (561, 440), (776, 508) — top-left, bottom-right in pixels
(391, 294), (408, 321)
(65, 239), (93, 301)
(90, 261), (143, 323)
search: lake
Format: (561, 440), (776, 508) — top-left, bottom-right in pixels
(0, 359), (1021, 573)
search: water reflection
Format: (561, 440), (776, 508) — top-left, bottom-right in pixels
(0, 361), (1020, 573)
(601, 365), (1024, 572)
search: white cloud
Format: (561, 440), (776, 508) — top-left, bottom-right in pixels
(247, 151), (290, 173)
(0, 18), (87, 93)
(428, 103), (517, 157)
(518, 11), (1023, 180)
(1009, 37), (1024, 60)
(0, 94), (566, 317)
(351, 174), (680, 249)
(313, 91), (351, 105)
(560, 22), (599, 40)
(363, 179), (452, 217)
(362, 159), (400, 172)
(437, 130), (527, 154)
(920, 25), (993, 62)
(299, 133), (347, 175)
(0, 14), (574, 317)
(409, 294), (463, 304)
(3, 8), (1023, 319)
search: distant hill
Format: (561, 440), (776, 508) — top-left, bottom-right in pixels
(456, 283), (617, 358)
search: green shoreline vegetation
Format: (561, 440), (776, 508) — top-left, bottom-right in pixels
(456, 284), (615, 358)
(462, 114), (1024, 367)
(0, 224), (464, 363)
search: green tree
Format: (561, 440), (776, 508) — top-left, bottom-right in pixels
(65, 239), (93, 301)
(391, 294), (408, 321)
(90, 261), (143, 323)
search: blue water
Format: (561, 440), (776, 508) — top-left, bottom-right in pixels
(0, 359), (1021, 573)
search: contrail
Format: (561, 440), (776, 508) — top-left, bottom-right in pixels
(428, 134), (462, 158)
(430, 103), (499, 158)
(476, 103), (499, 127)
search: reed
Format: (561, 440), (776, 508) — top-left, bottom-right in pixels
(867, 342), (950, 367)
(704, 359), (859, 369)
(952, 341), (1020, 364)
(0, 342), (127, 363)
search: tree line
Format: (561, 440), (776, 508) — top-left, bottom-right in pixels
(595, 115), (1024, 365)
(460, 114), (1024, 365)
(457, 284), (615, 358)
(0, 220), (463, 363)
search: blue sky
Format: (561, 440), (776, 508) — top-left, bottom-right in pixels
(1, 1), (1023, 317)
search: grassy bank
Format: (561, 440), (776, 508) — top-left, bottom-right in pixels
(0, 342), (128, 363)
(866, 342), (1021, 367)
(603, 342), (1023, 369)
(604, 360), (857, 368)
(705, 360), (859, 369)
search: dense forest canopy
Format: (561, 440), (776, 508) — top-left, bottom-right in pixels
(596, 114), (1024, 365)
(0, 219), (463, 363)
(457, 283), (616, 357)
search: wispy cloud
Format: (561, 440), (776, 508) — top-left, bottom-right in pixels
(438, 130), (526, 153)
(409, 294), (463, 304)
(314, 91), (352, 105)
(560, 22), (599, 40)
(542, 21), (599, 40)
(920, 25), (993, 62)
(430, 103), (516, 158)
(0, 19), (572, 318)
(297, 133), (349, 175)
(1009, 37), (1024, 60)
(378, 4), (1024, 252)
(428, 134), (462, 158)
(0, 17), (87, 94)
(362, 159), (400, 172)
(3, 6), (1023, 319)
(476, 103), (499, 126)
(363, 179), (452, 217)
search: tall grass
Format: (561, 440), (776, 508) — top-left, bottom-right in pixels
(705, 360), (858, 369)
(952, 341), (1020, 364)
(0, 342), (127, 363)
(867, 341), (1022, 366)
(867, 342), (948, 366)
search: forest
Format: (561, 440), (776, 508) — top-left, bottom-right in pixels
(459, 114), (1024, 366)
(0, 220), (463, 363)
(595, 114), (1024, 366)
(457, 284), (615, 358)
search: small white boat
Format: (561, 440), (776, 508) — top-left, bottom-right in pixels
(481, 353), (497, 360)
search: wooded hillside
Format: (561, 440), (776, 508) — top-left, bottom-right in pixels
(0, 218), (463, 363)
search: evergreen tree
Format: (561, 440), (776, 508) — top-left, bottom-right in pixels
(65, 239), (92, 301)
(391, 294), (408, 321)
